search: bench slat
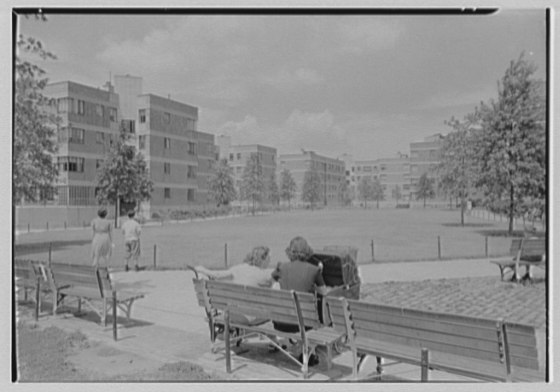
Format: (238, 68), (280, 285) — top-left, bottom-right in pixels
(207, 287), (318, 313)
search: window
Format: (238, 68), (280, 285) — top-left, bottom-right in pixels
(57, 98), (75, 113)
(139, 135), (146, 150)
(188, 142), (196, 155)
(77, 100), (85, 115)
(96, 159), (104, 169)
(187, 189), (195, 201)
(139, 109), (146, 123)
(229, 153), (234, 161)
(237, 153), (241, 160)
(69, 127), (85, 144)
(164, 188), (171, 199)
(96, 131), (105, 144)
(164, 162), (171, 175)
(109, 108), (117, 122)
(187, 166), (196, 179)
(95, 104), (104, 117)
(164, 112), (171, 124)
(187, 118), (196, 131)
(57, 156), (84, 172)
(121, 120), (135, 134)
(164, 137), (171, 149)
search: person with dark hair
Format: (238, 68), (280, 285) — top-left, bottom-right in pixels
(270, 236), (327, 365)
(121, 210), (142, 271)
(91, 207), (113, 267)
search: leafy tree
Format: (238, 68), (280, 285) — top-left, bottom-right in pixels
(301, 169), (322, 208)
(14, 34), (59, 204)
(392, 185), (403, 206)
(357, 176), (374, 208)
(416, 173), (436, 209)
(267, 171), (280, 205)
(239, 153), (265, 215)
(209, 159), (237, 207)
(473, 53), (546, 234)
(279, 169), (297, 208)
(437, 118), (478, 224)
(95, 129), (153, 225)
(337, 180), (352, 206)
(371, 178), (385, 209)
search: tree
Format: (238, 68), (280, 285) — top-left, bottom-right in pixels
(279, 169), (297, 208)
(14, 33), (59, 204)
(473, 53), (546, 234)
(371, 178), (385, 209)
(239, 153), (265, 215)
(337, 180), (352, 206)
(209, 159), (237, 207)
(95, 129), (153, 226)
(416, 173), (436, 209)
(392, 185), (403, 206)
(301, 169), (322, 208)
(437, 118), (478, 224)
(267, 172), (280, 206)
(357, 176), (374, 208)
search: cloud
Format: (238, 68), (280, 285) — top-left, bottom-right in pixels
(335, 19), (405, 54)
(261, 68), (325, 89)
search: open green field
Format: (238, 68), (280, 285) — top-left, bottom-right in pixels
(14, 208), (520, 270)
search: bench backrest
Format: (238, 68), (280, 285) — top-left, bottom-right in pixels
(15, 259), (42, 286)
(48, 262), (105, 298)
(204, 280), (321, 329)
(325, 296), (540, 378)
(519, 238), (545, 261)
(508, 239), (523, 257)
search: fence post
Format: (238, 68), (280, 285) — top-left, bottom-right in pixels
(371, 239), (375, 262)
(28, 223), (30, 233)
(46, 221), (49, 231)
(224, 243), (228, 267)
(437, 236), (441, 260)
(153, 244), (157, 270)
(485, 236), (489, 257)
(64, 221), (67, 229)
(48, 242), (52, 263)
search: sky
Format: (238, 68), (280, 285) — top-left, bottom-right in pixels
(16, 8), (547, 161)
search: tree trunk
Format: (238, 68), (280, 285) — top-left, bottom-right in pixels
(423, 197), (426, 208)
(460, 196), (465, 226)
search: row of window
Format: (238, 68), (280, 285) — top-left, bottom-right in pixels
(139, 136), (196, 155)
(57, 98), (117, 122)
(229, 152), (275, 163)
(163, 188), (196, 201)
(163, 162), (197, 178)
(57, 156), (85, 172)
(138, 109), (197, 132)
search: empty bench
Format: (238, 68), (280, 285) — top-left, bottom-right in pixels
(325, 297), (544, 382)
(490, 238), (546, 282)
(47, 263), (145, 340)
(194, 279), (345, 378)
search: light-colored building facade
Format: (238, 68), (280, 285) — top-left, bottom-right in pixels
(350, 153), (411, 202)
(409, 134), (444, 197)
(278, 150), (345, 206)
(44, 81), (121, 206)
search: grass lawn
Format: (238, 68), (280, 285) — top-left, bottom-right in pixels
(14, 208), (519, 270)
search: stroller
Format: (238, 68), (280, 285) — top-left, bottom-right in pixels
(307, 245), (361, 324)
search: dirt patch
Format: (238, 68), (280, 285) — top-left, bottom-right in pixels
(14, 320), (219, 381)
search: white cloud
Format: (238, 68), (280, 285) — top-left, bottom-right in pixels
(335, 19), (405, 54)
(261, 67), (324, 90)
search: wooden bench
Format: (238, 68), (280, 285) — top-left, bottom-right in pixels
(324, 297), (544, 382)
(490, 238), (546, 282)
(47, 263), (145, 340)
(14, 259), (53, 321)
(196, 279), (345, 378)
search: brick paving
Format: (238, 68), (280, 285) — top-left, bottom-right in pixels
(360, 276), (546, 328)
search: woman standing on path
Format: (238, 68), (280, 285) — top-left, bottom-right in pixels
(91, 207), (113, 267)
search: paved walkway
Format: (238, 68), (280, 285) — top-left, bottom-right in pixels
(18, 257), (547, 381)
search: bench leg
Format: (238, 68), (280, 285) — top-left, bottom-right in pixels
(420, 348), (430, 382)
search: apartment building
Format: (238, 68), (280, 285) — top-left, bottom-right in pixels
(278, 150), (345, 206)
(217, 136), (278, 202)
(44, 81), (120, 206)
(350, 153), (411, 202)
(409, 134), (444, 197)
